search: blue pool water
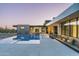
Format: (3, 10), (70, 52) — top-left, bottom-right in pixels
(15, 33), (40, 41)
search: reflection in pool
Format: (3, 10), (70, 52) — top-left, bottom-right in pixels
(15, 33), (40, 41)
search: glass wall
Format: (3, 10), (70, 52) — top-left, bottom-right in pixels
(61, 22), (65, 35)
(64, 20), (70, 36)
(78, 18), (79, 38)
(70, 19), (77, 38)
(61, 20), (70, 36)
(61, 18), (78, 38)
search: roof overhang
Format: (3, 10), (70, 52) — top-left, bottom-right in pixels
(46, 3), (79, 26)
(13, 25), (47, 27)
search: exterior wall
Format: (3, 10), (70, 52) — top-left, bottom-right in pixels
(48, 17), (79, 48)
(48, 25), (54, 34)
(16, 25), (30, 34)
(48, 24), (61, 35)
(46, 3), (79, 49)
(47, 4), (79, 37)
(13, 25), (47, 34)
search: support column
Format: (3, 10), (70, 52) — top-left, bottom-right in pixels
(58, 24), (61, 35)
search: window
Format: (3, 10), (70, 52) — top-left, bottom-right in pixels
(77, 18), (79, 38)
(64, 20), (69, 36)
(70, 19), (77, 38)
(21, 27), (24, 29)
(61, 22), (65, 35)
(54, 26), (58, 34)
(61, 20), (69, 36)
(61, 18), (77, 38)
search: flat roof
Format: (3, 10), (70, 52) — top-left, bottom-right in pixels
(46, 3), (79, 26)
(13, 25), (46, 27)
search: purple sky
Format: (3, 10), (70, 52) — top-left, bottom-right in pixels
(0, 3), (72, 28)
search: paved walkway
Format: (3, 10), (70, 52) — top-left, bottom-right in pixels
(40, 34), (79, 56)
(0, 34), (79, 56)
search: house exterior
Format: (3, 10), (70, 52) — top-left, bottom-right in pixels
(13, 25), (47, 34)
(46, 3), (79, 48)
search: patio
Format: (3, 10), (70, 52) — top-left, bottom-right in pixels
(0, 34), (79, 56)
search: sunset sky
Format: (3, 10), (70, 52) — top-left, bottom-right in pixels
(0, 3), (72, 29)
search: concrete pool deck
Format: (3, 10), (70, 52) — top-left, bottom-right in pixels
(0, 34), (79, 56)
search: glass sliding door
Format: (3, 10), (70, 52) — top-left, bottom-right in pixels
(54, 26), (58, 35)
(61, 20), (70, 36)
(61, 18), (78, 38)
(61, 22), (65, 35)
(70, 19), (77, 38)
(64, 20), (69, 36)
(78, 18), (79, 38)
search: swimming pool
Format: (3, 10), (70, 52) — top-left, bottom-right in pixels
(15, 33), (40, 41)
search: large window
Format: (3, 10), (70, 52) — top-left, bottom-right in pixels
(61, 18), (78, 38)
(78, 18), (79, 38)
(64, 20), (69, 36)
(70, 19), (77, 37)
(61, 20), (69, 36)
(61, 22), (65, 35)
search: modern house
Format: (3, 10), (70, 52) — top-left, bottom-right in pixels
(13, 25), (47, 34)
(13, 24), (47, 40)
(13, 3), (79, 49)
(46, 3), (79, 49)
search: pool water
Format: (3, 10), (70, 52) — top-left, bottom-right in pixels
(15, 33), (40, 41)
